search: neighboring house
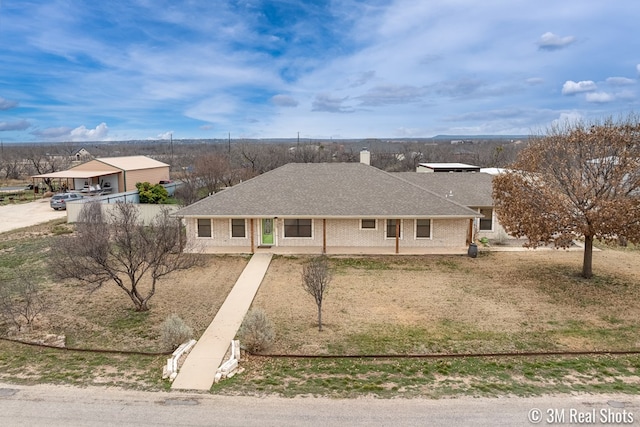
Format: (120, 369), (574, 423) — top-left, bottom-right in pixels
(73, 147), (92, 162)
(32, 156), (170, 194)
(174, 162), (483, 255)
(393, 171), (506, 241)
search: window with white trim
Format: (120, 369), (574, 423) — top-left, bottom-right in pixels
(479, 208), (493, 231)
(415, 219), (431, 238)
(197, 218), (212, 238)
(231, 219), (246, 238)
(386, 219), (402, 238)
(361, 219), (376, 230)
(284, 219), (312, 238)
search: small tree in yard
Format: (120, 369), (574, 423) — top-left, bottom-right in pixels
(301, 256), (332, 332)
(0, 277), (46, 332)
(52, 201), (198, 311)
(494, 115), (640, 279)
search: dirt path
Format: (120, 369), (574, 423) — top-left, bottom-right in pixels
(0, 199), (66, 233)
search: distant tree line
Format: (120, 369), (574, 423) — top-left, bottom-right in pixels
(0, 137), (523, 200)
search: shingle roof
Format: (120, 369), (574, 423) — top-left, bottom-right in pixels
(175, 163), (480, 218)
(394, 172), (494, 207)
(95, 156), (169, 170)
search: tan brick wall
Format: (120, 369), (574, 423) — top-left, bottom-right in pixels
(186, 217), (469, 251)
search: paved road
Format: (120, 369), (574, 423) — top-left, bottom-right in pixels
(0, 199), (66, 233)
(0, 383), (637, 426)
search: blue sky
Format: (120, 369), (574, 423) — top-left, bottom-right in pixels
(1, 0), (639, 142)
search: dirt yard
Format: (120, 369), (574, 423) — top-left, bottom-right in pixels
(31, 255), (249, 351)
(250, 248), (640, 355)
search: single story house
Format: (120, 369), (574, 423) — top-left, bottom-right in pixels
(32, 155), (170, 194)
(175, 162), (489, 255)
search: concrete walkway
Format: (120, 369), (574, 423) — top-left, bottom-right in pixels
(171, 252), (273, 391)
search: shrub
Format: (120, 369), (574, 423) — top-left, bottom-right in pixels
(160, 314), (193, 351)
(238, 308), (275, 354)
(136, 182), (169, 204)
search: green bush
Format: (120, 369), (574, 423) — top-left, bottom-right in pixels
(136, 182), (169, 204)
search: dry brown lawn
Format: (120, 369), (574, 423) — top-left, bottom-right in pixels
(34, 254), (249, 351)
(7, 219), (640, 357)
(250, 249), (640, 355)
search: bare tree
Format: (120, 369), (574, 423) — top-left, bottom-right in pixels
(493, 116), (640, 278)
(52, 201), (198, 311)
(0, 277), (46, 332)
(194, 153), (231, 194)
(173, 171), (202, 205)
(24, 145), (72, 191)
(301, 256), (332, 331)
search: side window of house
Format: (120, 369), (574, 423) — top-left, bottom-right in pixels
(416, 219), (431, 238)
(197, 219), (212, 238)
(361, 219), (376, 229)
(284, 219), (312, 237)
(386, 219), (402, 238)
(231, 219), (246, 238)
(479, 208), (493, 231)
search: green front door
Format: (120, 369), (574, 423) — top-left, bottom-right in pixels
(261, 218), (274, 245)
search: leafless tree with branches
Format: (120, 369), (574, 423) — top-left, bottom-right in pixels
(52, 201), (199, 311)
(0, 276), (46, 332)
(301, 256), (332, 331)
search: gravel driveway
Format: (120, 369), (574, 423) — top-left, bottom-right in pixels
(0, 199), (67, 234)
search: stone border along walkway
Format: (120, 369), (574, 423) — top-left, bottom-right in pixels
(171, 253), (273, 391)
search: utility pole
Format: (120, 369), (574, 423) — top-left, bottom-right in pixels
(228, 132), (231, 155)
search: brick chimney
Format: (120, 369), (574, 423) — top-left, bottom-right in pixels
(359, 149), (371, 165)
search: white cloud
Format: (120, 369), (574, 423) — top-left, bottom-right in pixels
(156, 131), (174, 140)
(637, 64), (640, 75)
(585, 92), (615, 103)
(311, 93), (354, 113)
(562, 80), (597, 95)
(0, 120), (30, 131)
(271, 94), (299, 107)
(69, 122), (109, 141)
(31, 126), (73, 138)
(0, 97), (19, 110)
(606, 77), (635, 86)
(526, 77), (544, 85)
(537, 32), (576, 50)
(552, 111), (584, 127)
